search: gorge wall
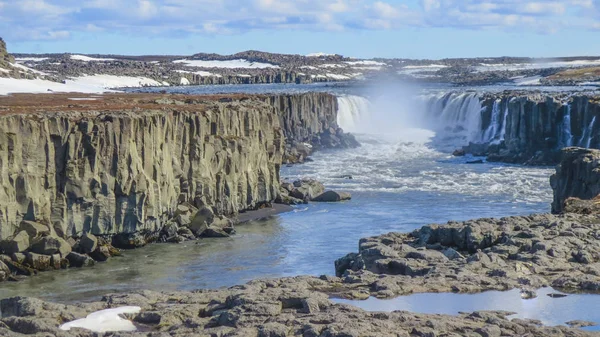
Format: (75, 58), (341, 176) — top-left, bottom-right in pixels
(474, 93), (600, 165)
(550, 147), (600, 213)
(412, 91), (600, 165)
(0, 92), (351, 241)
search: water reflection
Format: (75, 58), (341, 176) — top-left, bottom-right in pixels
(333, 288), (600, 329)
(0, 217), (286, 302)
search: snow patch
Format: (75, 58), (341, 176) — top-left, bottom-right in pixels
(180, 77), (190, 85)
(0, 68), (9, 73)
(59, 306), (141, 333)
(15, 57), (48, 63)
(402, 64), (448, 70)
(68, 74), (162, 89)
(71, 55), (116, 62)
(345, 60), (386, 66)
(68, 97), (99, 101)
(326, 73), (350, 80)
(175, 70), (222, 77)
(476, 59), (600, 72)
(306, 52), (335, 57)
(173, 59), (279, 69)
(0, 74), (166, 95)
(11, 62), (48, 76)
(514, 75), (542, 86)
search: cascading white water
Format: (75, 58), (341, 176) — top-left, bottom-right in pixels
(498, 104), (508, 142)
(579, 116), (597, 148)
(483, 100), (501, 142)
(336, 95), (372, 133)
(420, 92), (484, 144)
(561, 104), (573, 147)
(337, 92), (486, 146)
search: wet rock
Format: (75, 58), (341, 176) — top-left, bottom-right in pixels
(452, 149), (466, 156)
(89, 245), (111, 262)
(547, 293), (567, 298)
(466, 159), (484, 164)
(203, 227), (230, 238)
(112, 232), (148, 249)
(312, 190), (351, 202)
(79, 232), (98, 254)
(0, 231), (29, 255)
(24, 253), (51, 271)
(66, 252), (95, 268)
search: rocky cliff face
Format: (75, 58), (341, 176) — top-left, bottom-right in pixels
(0, 38), (14, 65)
(460, 93), (600, 165)
(550, 147), (600, 213)
(0, 92), (356, 240)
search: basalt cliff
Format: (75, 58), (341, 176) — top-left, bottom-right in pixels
(0, 92), (355, 244)
(455, 92), (600, 165)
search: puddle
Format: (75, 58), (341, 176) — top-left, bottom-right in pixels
(333, 288), (600, 329)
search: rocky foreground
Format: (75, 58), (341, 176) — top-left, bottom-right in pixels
(2, 148), (600, 336)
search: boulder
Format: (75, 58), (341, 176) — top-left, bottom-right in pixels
(79, 233), (98, 254)
(189, 207), (215, 236)
(89, 246), (111, 262)
(56, 237), (72, 257)
(312, 190), (352, 202)
(30, 236), (61, 255)
(24, 253), (52, 271)
(66, 252), (95, 268)
(18, 221), (50, 239)
(112, 232), (148, 249)
(289, 179), (325, 201)
(162, 222), (179, 238)
(1, 231), (30, 255)
(202, 227), (230, 238)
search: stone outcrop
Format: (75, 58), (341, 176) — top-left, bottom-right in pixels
(0, 94), (286, 241)
(0, 92), (356, 241)
(551, 147), (600, 213)
(0, 38), (14, 66)
(336, 212), (600, 299)
(1, 278), (596, 336)
(460, 92), (600, 165)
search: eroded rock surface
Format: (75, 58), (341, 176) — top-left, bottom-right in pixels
(336, 213), (600, 298)
(551, 147), (600, 213)
(1, 276), (596, 336)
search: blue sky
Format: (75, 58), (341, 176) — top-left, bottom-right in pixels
(2, 0), (600, 59)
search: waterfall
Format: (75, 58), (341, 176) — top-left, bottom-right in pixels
(578, 116), (596, 148)
(483, 100), (500, 142)
(497, 104), (509, 143)
(336, 95), (371, 133)
(561, 104), (573, 147)
(420, 92), (483, 144)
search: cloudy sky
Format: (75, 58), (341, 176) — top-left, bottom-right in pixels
(2, 0), (600, 58)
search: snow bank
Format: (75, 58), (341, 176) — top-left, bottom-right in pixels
(175, 69), (222, 77)
(11, 62), (48, 76)
(15, 57), (49, 62)
(71, 55), (116, 62)
(173, 59), (279, 69)
(67, 74), (162, 89)
(180, 77), (190, 85)
(476, 59), (600, 72)
(59, 306), (141, 333)
(0, 74), (164, 95)
(306, 52), (335, 57)
(345, 60), (386, 66)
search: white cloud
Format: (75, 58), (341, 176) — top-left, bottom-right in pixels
(0, 0), (598, 42)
